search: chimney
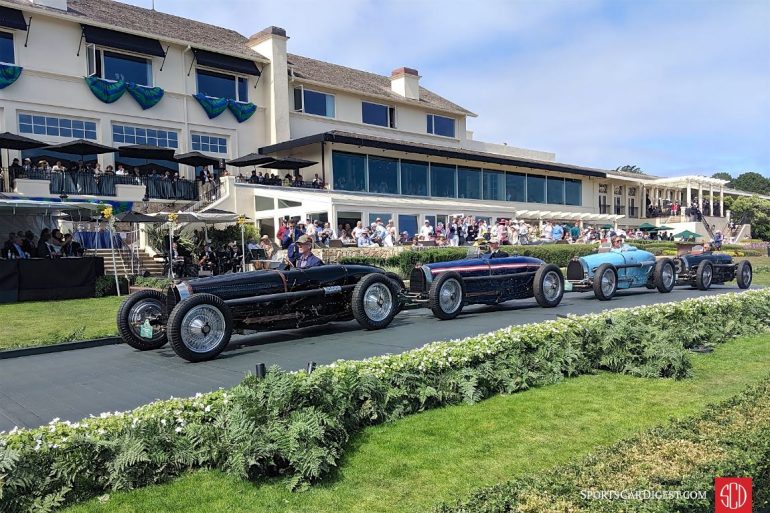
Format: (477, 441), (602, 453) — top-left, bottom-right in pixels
(391, 67), (420, 100)
(30, 0), (68, 10)
(247, 26), (290, 144)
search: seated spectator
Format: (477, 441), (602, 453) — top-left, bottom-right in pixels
(61, 233), (84, 257)
(52, 161), (65, 172)
(259, 235), (277, 259)
(37, 232), (54, 258)
(6, 233), (29, 258)
(294, 235), (323, 269)
(357, 230), (373, 247)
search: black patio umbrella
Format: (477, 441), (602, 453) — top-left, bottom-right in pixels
(45, 139), (118, 157)
(259, 156), (317, 170)
(226, 153), (275, 167)
(0, 132), (47, 190)
(135, 162), (178, 174)
(118, 144), (177, 161)
(116, 211), (163, 223)
(175, 151), (220, 167)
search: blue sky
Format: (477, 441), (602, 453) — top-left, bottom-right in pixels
(128, 0), (769, 177)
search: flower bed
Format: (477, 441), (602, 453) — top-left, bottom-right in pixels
(435, 376), (770, 513)
(2, 290), (769, 512)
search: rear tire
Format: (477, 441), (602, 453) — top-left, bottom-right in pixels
(167, 293), (233, 362)
(695, 261), (713, 290)
(117, 290), (168, 350)
(593, 264), (617, 301)
(654, 258), (675, 293)
(737, 260), (752, 289)
(533, 264), (564, 307)
(352, 274), (399, 330)
(429, 271), (466, 320)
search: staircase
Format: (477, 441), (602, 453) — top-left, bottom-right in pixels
(89, 248), (166, 276)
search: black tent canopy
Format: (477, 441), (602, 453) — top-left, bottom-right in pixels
(175, 151), (220, 167)
(259, 156), (317, 170)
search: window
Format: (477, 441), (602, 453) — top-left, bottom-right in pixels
(332, 151), (366, 192)
(457, 167), (481, 199)
(113, 124), (178, 148)
(0, 32), (14, 64)
(506, 172), (526, 202)
(192, 133), (228, 154)
(426, 114), (455, 137)
(87, 46), (152, 86)
(294, 87), (335, 118)
(526, 175), (546, 203)
(483, 169), (506, 201)
(368, 213), (391, 225)
(362, 102), (395, 128)
(547, 176), (565, 204)
(400, 160), (428, 196)
(430, 164), (456, 198)
(368, 156), (398, 194)
(197, 68), (248, 101)
(398, 214), (419, 239)
(277, 199), (302, 208)
(19, 113), (97, 140)
(565, 178), (582, 206)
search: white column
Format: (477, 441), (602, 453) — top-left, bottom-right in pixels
(698, 183), (703, 213)
(709, 183), (714, 216)
(640, 183), (646, 218)
(720, 187), (724, 217)
(686, 181), (691, 207)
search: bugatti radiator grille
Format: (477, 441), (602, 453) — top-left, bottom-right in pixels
(409, 268), (426, 293)
(566, 260), (584, 281)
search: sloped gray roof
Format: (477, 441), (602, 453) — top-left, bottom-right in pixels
(288, 53), (476, 117)
(0, 0), (267, 62)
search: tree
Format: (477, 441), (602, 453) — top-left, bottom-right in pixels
(730, 172), (770, 195)
(728, 195), (770, 241)
(615, 165), (645, 175)
(711, 172), (733, 182)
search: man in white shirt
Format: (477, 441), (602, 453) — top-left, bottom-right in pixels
(419, 220), (434, 240)
(543, 221), (553, 240)
(352, 221), (364, 240)
(116, 164), (127, 176)
(518, 223), (529, 245)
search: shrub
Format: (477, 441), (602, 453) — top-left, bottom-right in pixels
(132, 276), (173, 290)
(435, 377), (770, 513)
(94, 276), (129, 297)
(2, 290), (769, 512)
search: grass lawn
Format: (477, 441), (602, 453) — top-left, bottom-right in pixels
(63, 333), (770, 513)
(0, 296), (123, 350)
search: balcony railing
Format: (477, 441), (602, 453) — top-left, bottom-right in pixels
(15, 169), (199, 201)
(613, 205), (625, 215)
(627, 206), (639, 218)
(599, 204), (609, 214)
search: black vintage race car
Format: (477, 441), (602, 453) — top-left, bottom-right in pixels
(117, 265), (403, 362)
(672, 244), (753, 290)
(405, 253), (564, 319)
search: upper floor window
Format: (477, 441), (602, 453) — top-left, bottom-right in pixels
(19, 113), (97, 140)
(427, 114), (455, 138)
(294, 86), (335, 118)
(87, 46), (152, 86)
(197, 68), (248, 102)
(0, 32), (14, 65)
(192, 133), (228, 154)
(113, 123), (178, 148)
(362, 101), (395, 128)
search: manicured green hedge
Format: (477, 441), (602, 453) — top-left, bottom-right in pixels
(2, 290), (769, 512)
(435, 377), (770, 513)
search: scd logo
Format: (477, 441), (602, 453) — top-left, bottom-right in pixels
(715, 477), (752, 513)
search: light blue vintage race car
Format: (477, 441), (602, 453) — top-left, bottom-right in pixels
(565, 245), (676, 300)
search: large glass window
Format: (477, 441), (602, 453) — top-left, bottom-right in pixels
(527, 175), (546, 203)
(368, 213), (391, 225)
(332, 151), (366, 192)
(362, 102), (395, 128)
(565, 178), (582, 206)
(506, 172), (526, 202)
(294, 87), (335, 118)
(398, 214), (419, 240)
(430, 164), (456, 198)
(19, 114), (97, 140)
(400, 160), (428, 196)
(197, 69), (248, 101)
(546, 176), (565, 204)
(483, 169), (506, 201)
(368, 156), (398, 194)
(457, 167), (481, 199)
(103, 50), (151, 86)
(0, 32), (14, 64)
(426, 114), (455, 137)
(192, 133), (227, 154)
(113, 124), (178, 148)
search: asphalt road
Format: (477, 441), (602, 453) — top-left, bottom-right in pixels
(0, 285), (756, 431)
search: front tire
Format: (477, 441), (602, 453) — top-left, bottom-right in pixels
(167, 293), (233, 362)
(533, 264), (564, 307)
(429, 271), (466, 320)
(695, 261), (713, 290)
(737, 260), (752, 289)
(352, 274), (399, 330)
(117, 290), (168, 350)
(593, 264), (617, 301)
(654, 258), (675, 293)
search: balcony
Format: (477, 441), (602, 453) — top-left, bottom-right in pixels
(627, 206), (639, 218)
(599, 204), (609, 214)
(613, 205), (625, 215)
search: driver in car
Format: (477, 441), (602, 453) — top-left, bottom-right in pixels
(295, 235), (323, 269)
(486, 237), (510, 258)
(610, 236), (625, 252)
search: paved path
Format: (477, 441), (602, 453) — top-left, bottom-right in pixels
(0, 286), (754, 431)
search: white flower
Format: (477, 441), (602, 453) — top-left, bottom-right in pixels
(175, 426), (183, 433)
